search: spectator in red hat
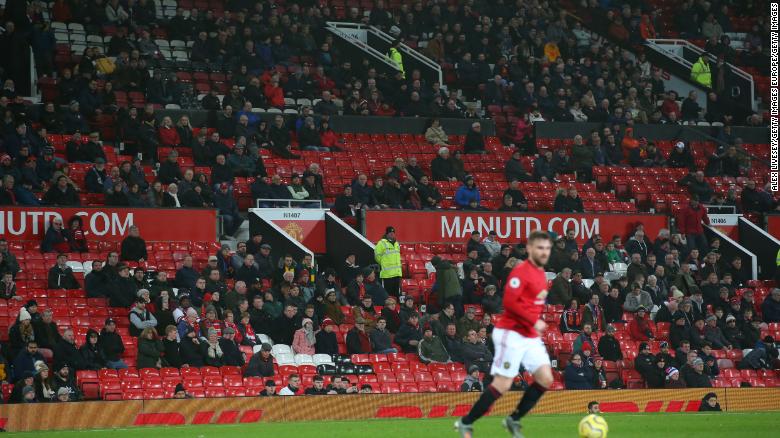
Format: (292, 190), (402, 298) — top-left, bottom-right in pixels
(315, 318), (339, 356)
(292, 318), (317, 355)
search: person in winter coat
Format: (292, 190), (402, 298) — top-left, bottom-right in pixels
(460, 365), (484, 392)
(47, 253), (80, 290)
(244, 345), (275, 379)
(136, 327), (164, 369)
(564, 353), (594, 389)
(33, 363), (56, 402)
(703, 314), (732, 349)
(628, 307), (655, 341)
(560, 299), (582, 334)
(78, 329), (105, 370)
(120, 225), (148, 262)
(570, 323), (595, 354)
(460, 329), (493, 373)
(218, 327), (245, 367)
(432, 256), (463, 315)
(582, 293), (606, 332)
(179, 325), (205, 367)
(292, 318), (317, 355)
(548, 268), (573, 305)
(346, 317), (372, 354)
(699, 392), (721, 411)
(645, 356), (668, 388)
(161, 325), (183, 368)
(365, 316), (395, 354)
(200, 328), (225, 367)
(315, 318), (340, 356)
(53, 328), (87, 371)
(418, 325), (450, 363)
(682, 357), (712, 388)
(454, 175), (481, 209)
(665, 367), (687, 388)
(40, 217), (69, 253)
(395, 313), (423, 353)
(597, 325), (623, 361)
(64, 215), (88, 252)
(98, 319), (127, 369)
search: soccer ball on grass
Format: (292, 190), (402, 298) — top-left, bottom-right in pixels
(578, 414), (608, 438)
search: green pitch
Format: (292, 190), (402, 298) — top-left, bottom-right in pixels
(5, 412), (779, 437)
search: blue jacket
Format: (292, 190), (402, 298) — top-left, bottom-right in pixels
(564, 363), (594, 389)
(13, 350), (44, 381)
(455, 185), (480, 208)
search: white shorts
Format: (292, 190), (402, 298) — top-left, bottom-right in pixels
(490, 327), (550, 378)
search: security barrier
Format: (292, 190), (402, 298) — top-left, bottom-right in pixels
(0, 389), (778, 432)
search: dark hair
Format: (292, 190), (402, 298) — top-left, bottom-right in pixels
(313, 375), (324, 382)
(588, 401), (599, 410)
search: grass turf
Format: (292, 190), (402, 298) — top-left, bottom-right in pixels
(5, 412), (778, 437)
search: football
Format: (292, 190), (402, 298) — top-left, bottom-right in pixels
(578, 414), (609, 438)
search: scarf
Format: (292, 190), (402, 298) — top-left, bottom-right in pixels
(207, 341), (223, 358)
(304, 326), (316, 345)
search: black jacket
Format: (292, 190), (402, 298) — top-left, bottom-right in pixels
(120, 236), (148, 261)
(179, 338), (205, 367)
(597, 334), (623, 361)
(47, 265), (80, 289)
(315, 330), (339, 356)
(219, 338), (246, 367)
(98, 329), (125, 361)
(163, 338), (183, 368)
(244, 353), (275, 377)
(54, 339), (87, 370)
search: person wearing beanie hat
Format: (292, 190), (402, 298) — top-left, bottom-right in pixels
(245, 342), (275, 378)
(418, 323), (450, 364)
(56, 386), (71, 402)
(596, 324), (624, 362)
(292, 318), (317, 355)
(664, 366), (686, 389)
(375, 224), (401, 297)
(173, 383), (190, 399)
(634, 341), (658, 384)
(22, 385), (37, 403)
(461, 365), (484, 392)
(682, 356), (712, 388)
(315, 317), (340, 357)
(628, 304), (654, 342)
(18, 306), (31, 322)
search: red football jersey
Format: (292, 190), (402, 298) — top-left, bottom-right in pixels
(495, 259), (548, 338)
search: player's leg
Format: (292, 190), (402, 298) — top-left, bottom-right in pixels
(457, 328), (519, 434)
(509, 363), (552, 421)
(509, 339), (553, 422)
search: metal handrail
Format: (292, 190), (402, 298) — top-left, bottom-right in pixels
(325, 22), (401, 72)
(365, 25), (443, 85)
(645, 39), (756, 111)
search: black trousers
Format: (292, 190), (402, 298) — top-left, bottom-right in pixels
(383, 276), (401, 298)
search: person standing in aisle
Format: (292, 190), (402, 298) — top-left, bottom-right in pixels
(375, 226), (402, 298)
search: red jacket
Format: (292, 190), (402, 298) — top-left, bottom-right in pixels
(320, 130), (338, 148)
(158, 126), (181, 147)
(628, 316), (654, 341)
(264, 85), (285, 108)
(675, 204), (710, 234)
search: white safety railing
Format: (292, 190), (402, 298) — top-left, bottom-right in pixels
(645, 39), (756, 111)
